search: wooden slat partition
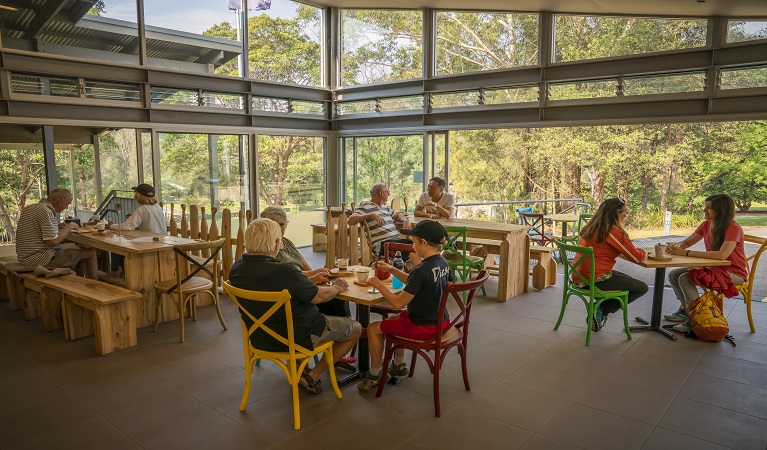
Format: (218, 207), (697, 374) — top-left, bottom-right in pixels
(337, 203), (348, 260)
(221, 209), (232, 277)
(325, 205), (335, 269)
(200, 207), (210, 257)
(348, 202), (359, 265)
(168, 203), (178, 236)
(360, 222), (374, 267)
(235, 209), (245, 261)
(180, 204), (189, 238)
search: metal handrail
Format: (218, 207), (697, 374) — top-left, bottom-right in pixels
(455, 198), (584, 217)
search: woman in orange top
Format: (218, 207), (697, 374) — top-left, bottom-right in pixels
(577, 198), (649, 331)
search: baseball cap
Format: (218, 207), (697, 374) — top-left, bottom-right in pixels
(132, 183), (155, 197)
(400, 220), (448, 245)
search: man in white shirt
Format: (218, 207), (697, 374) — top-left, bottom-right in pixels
(414, 177), (455, 219)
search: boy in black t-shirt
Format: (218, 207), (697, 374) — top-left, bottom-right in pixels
(359, 220), (450, 392)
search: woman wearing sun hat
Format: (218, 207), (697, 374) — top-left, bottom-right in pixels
(109, 183), (167, 234)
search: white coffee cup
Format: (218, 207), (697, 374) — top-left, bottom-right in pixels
(335, 258), (348, 270)
(356, 268), (369, 283)
(95, 222), (105, 231)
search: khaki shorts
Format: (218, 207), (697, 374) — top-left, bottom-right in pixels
(311, 315), (355, 346)
(48, 243), (94, 269)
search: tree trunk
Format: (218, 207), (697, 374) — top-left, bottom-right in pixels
(78, 165), (88, 208)
(593, 171), (605, 205)
(0, 196), (16, 242)
(660, 126), (673, 212)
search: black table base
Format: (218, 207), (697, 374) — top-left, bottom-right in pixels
(337, 304), (369, 387)
(628, 266), (678, 341)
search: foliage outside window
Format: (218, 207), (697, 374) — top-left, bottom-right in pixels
(258, 135), (324, 247)
(337, 99), (377, 115)
(623, 72), (706, 96)
(483, 86), (539, 105)
(436, 12), (539, 75)
(341, 10), (423, 87)
(0, 149), (47, 243)
(344, 136), (424, 208)
(99, 129), (140, 197)
(720, 65), (767, 90)
(379, 96), (423, 112)
(548, 79), (617, 101)
(553, 16), (707, 63)
(431, 91), (480, 109)
(726, 20), (767, 43)
(257, 136), (324, 211)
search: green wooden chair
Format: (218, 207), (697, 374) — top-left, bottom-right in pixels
(554, 238), (632, 346)
(442, 226), (486, 296)
(556, 234), (580, 264)
(576, 213), (593, 235)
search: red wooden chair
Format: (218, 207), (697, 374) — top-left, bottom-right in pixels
(375, 270), (490, 417)
(520, 213), (555, 247)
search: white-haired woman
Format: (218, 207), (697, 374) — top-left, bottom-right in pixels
(229, 218), (361, 394)
(260, 207), (355, 364)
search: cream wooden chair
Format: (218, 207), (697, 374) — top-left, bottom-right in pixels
(736, 234), (767, 333)
(153, 238), (228, 342)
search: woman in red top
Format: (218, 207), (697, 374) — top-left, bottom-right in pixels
(577, 198), (649, 331)
(664, 194), (748, 331)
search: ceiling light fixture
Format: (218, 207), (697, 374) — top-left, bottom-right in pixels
(0, 5), (19, 11)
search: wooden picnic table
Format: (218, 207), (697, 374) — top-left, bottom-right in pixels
(67, 230), (200, 328)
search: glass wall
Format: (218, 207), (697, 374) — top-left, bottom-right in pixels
(727, 20), (767, 43)
(553, 16), (707, 63)
(436, 12), (538, 75)
(344, 135), (425, 210)
(341, 10), (423, 86)
(0, 142), (47, 245)
(247, 4), (323, 86)
(99, 129), (141, 196)
(257, 135), (324, 246)
(143, 0), (241, 76)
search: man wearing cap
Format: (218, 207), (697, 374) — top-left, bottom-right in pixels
(109, 184), (167, 234)
(16, 188), (99, 279)
(357, 220), (451, 392)
(348, 182), (412, 255)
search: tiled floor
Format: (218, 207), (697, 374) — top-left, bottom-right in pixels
(2, 251), (767, 449)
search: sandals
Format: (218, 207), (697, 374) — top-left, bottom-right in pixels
(297, 364), (322, 395)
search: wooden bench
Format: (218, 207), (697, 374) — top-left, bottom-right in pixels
(0, 255), (17, 302)
(311, 223), (339, 252)
(466, 238), (557, 290)
(0, 258), (37, 313)
(18, 273), (140, 355)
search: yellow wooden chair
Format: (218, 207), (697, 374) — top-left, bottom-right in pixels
(222, 281), (342, 430)
(736, 234), (767, 333)
(152, 238), (227, 343)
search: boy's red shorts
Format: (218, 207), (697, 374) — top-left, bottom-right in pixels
(380, 310), (448, 340)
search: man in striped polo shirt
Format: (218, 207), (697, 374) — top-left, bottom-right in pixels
(348, 182), (412, 255)
(16, 188), (98, 279)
